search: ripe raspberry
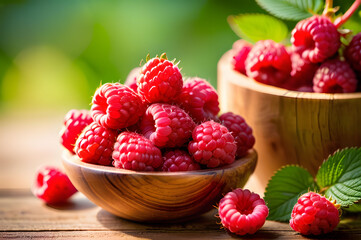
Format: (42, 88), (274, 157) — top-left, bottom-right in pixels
(140, 103), (196, 148)
(91, 83), (145, 130)
(137, 54), (183, 103)
(177, 77), (220, 123)
(245, 40), (291, 87)
(289, 51), (319, 89)
(112, 132), (162, 171)
(291, 16), (340, 63)
(345, 33), (361, 72)
(32, 166), (77, 204)
(232, 40), (252, 75)
(219, 112), (255, 158)
(290, 192), (340, 235)
(313, 59), (357, 93)
(60, 109), (93, 154)
(188, 121), (236, 168)
(74, 122), (117, 166)
(218, 188), (269, 236)
(162, 149), (200, 172)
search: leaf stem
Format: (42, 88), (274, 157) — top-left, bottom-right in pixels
(334, 0), (361, 28)
(322, 0), (333, 15)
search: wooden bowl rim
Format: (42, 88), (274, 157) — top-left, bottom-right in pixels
(219, 50), (361, 100)
(62, 149), (257, 176)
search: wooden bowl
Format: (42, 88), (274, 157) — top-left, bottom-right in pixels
(62, 149), (257, 222)
(218, 50), (361, 194)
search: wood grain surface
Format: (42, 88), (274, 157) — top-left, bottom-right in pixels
(218, 50), (361, 194)
(62, 150), (257, 222)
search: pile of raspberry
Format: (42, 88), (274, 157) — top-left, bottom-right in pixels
(232, 15), (361, 93)
(60, 53), (255, 172)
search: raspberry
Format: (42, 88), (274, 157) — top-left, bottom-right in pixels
(313, 59), (357, 93)
(345, 32), (361, 72)
(289, 51), (319, 89)
(291, 16), (340, 63)
(218, 188), (269, 236)
(188, 121), (236, 168)
(177, 77), (220, 123)
(137, 54), (183, 103)
(245, 40), (291, 87)
(32, 166), (77, 204)
(290, 192), (340, 235)
(91, 83), (145, 130)
(74, 122), (117, 165)
(140, 103), (196, 148)
(232, 40), (252, 75)
(60, 109), (93, 153)
(162, 149), (200, 172)
(112, 132), (162, 171)
(219, 112), (255, 158)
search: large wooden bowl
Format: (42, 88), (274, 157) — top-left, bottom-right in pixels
(218, 50), (361, 194)
(62, 149), (257, 222)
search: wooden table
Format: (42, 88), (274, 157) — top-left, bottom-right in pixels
(1, 113), (361, 239)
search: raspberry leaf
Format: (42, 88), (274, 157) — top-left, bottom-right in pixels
(316, 147), (361, 207)
(255, 0), (323, 21)
(228, 14), (288, 43)
(264, 165), (318, 222)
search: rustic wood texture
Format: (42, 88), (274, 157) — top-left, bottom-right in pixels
(61, 150), (257, 222)
(218, 50), (361, 195)
(1, 189), (360, 239)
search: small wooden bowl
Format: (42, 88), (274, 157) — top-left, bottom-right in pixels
(62, 149), (257, 222)
(218, 50), (361, 194)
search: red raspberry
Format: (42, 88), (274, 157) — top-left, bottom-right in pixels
(219, 112), (255, 158)
(177, 77), (220, 123)
(218, 188), (269, 236)
(232, 40), (252, 75)
(60, 109), (93, 153)
(291, 16), (340, 63)
(140, 103), (195, 148)
(32, 166), (77, 204)
(289, 51), (319, 89)
(137, 54), (183, 103)
(91, 83), (145, 130)
(162, 149), (200, 172)
(112, 132), (162, 171)
(188, 121), (236, 168)
(313, 59), (357, 93)
(345, 33), (361, 72)
(74, 122), (117, 165)
(245, 40), (291, 87)
(290, 192), (340, 235)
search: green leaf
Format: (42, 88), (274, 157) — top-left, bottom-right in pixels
(343, 201), (361, 213)
(316, 147), (361, 207)
(255, 0), (323, 21)
(228, 14), (288, 43)
(264, 165), (318, 222)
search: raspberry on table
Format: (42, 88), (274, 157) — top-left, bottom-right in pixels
(245, 40), (291, 87)
(177, 77), (220, 123)
(74, 122), (118, 166)
(232, 40), (252, 75)
(112, 132), (162, 171)
(313, 58), (357, 93)
(60, 109), (93, 154)
(188, 121), (236, 168)
(140, 103), (196, 148)
(162, 149), (200, 172)
(291, 16), (340, 63)
(345, 32), (361, 72)
(91, 82), (145, 130)
(32, 166), (77, 204)
(137, 53), (183, 104)
(218, 188), (269, 236)
(290, 192), (340, 235)
(219, 112), (255, 158)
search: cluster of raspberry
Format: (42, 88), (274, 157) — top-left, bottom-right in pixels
(60, 53), (255, 172)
